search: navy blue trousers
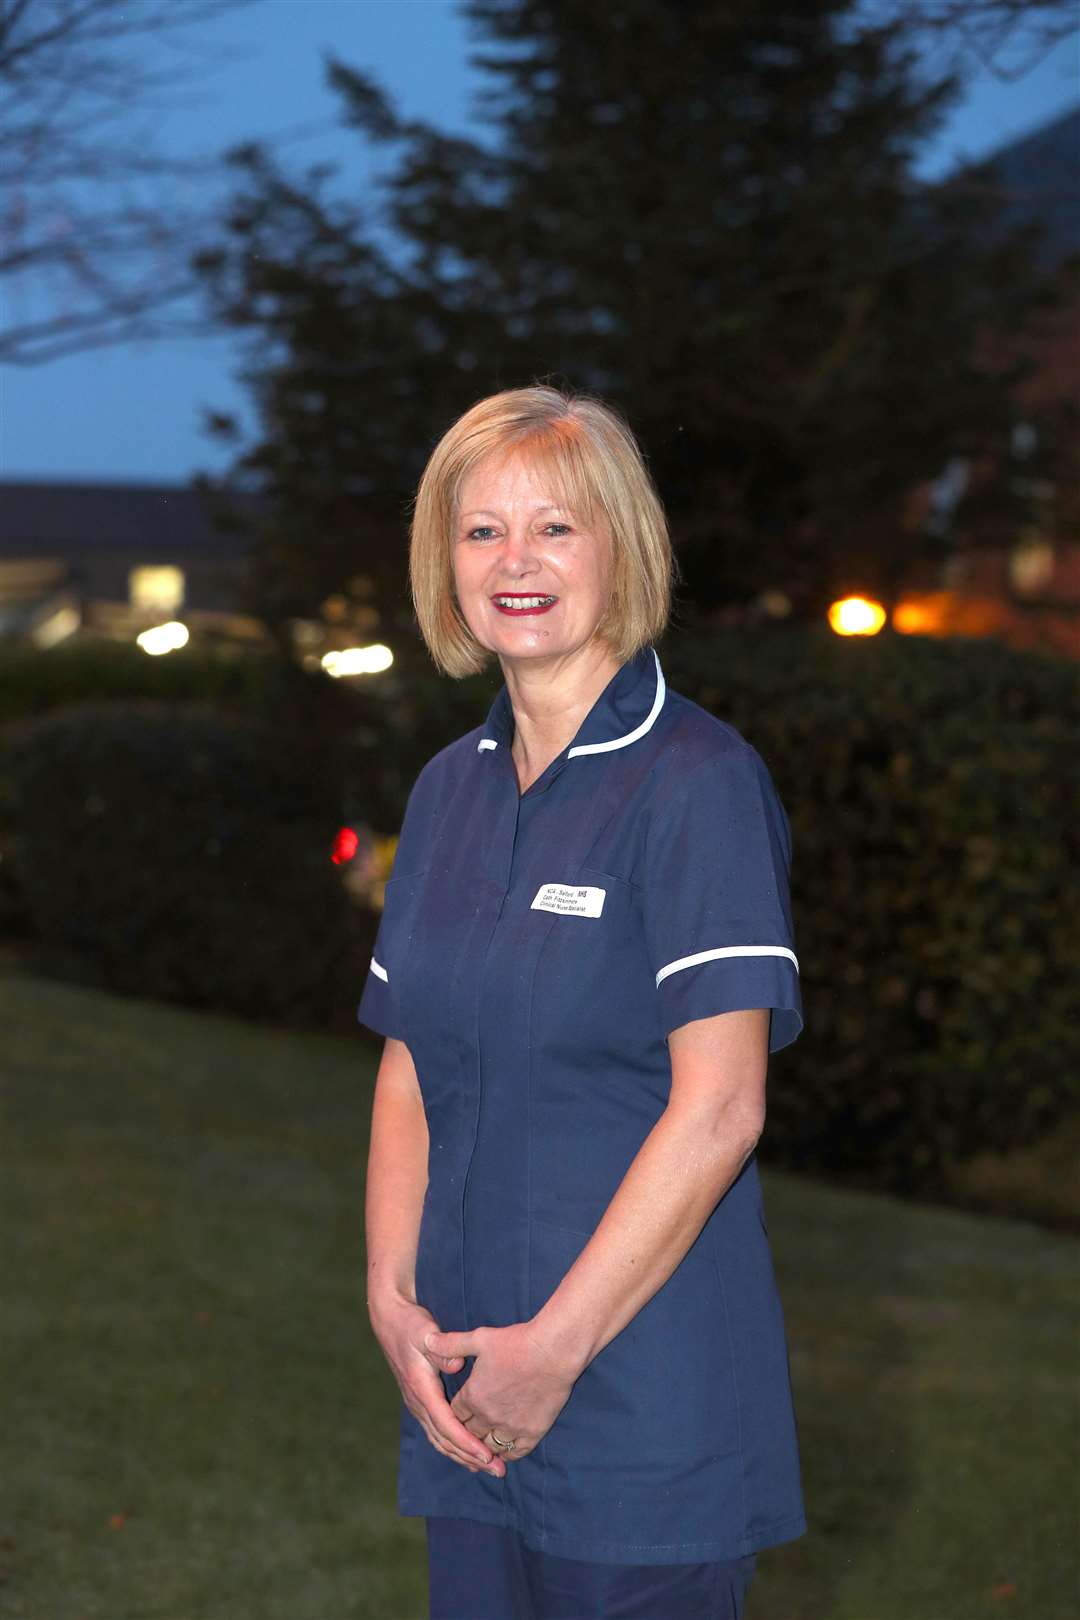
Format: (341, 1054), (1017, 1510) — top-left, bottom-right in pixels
(426, 1517), (758, 1620)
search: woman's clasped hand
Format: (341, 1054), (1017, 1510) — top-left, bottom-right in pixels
(430, 1320), (578, 1463)
(370, 1292), (499, 1476)
(370, 1292), (576, 1478)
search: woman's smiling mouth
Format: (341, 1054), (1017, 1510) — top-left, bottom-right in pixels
(491, 594), (559, 614)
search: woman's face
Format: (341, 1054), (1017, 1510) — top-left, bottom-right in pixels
(452, 450), (615, 667)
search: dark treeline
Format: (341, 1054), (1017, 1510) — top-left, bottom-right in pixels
(192, 0), (1077, 643)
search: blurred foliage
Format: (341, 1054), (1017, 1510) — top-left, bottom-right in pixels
(337, 829), (401, 914)
(659, 620), (1079, 1193)
(1, 625), (1076, 1195)
(193, 0), (1076, 636)
(0, 637), (277, 724)
(1, 698), (375, 1031)
(0, 635), (497, 834)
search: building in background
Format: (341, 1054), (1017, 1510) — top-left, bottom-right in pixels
(0, 481), (263, 652)
(0, 479), (387, 665)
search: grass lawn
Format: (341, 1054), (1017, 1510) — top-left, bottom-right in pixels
(1, 969), (1076, 1620)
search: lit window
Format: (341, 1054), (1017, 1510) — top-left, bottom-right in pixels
(129, 566), (185, 612)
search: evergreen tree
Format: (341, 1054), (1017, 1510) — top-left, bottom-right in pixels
(195, 0), (1062, 634)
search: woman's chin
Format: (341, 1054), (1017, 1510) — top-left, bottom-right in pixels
(479, 618), (558, 657)
(468, 608), (606, 667)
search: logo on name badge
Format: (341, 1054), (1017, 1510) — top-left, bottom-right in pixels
(531, 882), (606, 918)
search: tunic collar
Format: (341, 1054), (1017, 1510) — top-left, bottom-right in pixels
(477, 645), (666, 762)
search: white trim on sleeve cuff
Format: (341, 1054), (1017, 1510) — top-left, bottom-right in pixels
(370, 956), (389, 983)
(655, 944), (799, 988)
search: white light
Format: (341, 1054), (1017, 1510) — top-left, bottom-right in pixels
(129, 565), (185, 612)
(32, 605), (81, 648)
(136, 621), (189, 656)
(321, 643), (394, 678)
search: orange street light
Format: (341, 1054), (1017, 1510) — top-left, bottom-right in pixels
(827, 596), (887, 636)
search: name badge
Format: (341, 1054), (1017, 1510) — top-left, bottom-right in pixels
(531, 883), (606, 919)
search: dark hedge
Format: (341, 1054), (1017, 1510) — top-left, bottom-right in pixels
(1, 625), (1076, 1192)
(0, 636), (277, 724)
(2, 699), (375, 1030)
(660, 623), (1079, 1192)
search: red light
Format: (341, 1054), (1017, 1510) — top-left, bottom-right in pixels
(331, 826), (360, 865)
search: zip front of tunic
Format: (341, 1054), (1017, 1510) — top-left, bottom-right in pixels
(359, 646), (807, 1565)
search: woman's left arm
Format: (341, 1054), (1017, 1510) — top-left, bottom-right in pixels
(428, 1007), (769, 1453)
(527, 1005), (768, 1375)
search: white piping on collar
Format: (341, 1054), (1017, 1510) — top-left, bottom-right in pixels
(476, 649), (666, 758)
(568, 649), (666, 757)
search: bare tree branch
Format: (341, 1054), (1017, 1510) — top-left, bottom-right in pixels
(866, 1), (1078, 80)
(0, 0), (263, 365)
(2, 0), (1074, 365)
(0, 0), (254, 71)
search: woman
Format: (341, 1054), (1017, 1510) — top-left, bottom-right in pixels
(361, 386), (806, 1620)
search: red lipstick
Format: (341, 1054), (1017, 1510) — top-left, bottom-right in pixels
(490, 593), (559, 616)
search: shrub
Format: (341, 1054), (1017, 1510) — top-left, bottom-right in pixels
(2, 700), (374, 1029)
(661, 622), (1080, 1192)
(0, 636), (277, 725)
(4, 625), (1076, 1193)
(0, 635), (495, 840)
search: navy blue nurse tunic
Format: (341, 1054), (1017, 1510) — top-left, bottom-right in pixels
(358, 645), (807, 1567)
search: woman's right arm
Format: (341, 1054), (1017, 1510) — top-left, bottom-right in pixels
(364, 1037), (505, 1478)
(365, 1035), (430, 1315)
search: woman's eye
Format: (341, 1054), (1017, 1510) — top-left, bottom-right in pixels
(466, 526), (498, 542)
(543, 523), (571, 537)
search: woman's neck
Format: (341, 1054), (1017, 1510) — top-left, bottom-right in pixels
(502, 642), (622, 794)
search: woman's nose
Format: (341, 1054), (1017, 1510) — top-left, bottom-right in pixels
(499, 529), (540, 573)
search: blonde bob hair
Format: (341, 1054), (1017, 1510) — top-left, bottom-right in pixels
(409, 385), (674, 677)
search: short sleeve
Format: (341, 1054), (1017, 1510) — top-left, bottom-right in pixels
(357, 905), (406, 1040)
(642, 746), (804, 1053)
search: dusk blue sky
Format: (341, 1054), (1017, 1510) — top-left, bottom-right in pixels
(4, 0), (1077, 485)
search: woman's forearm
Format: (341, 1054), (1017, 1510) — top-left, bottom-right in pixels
(529, 1102), (760, 1378)
(365, 1038), (429, 1320)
